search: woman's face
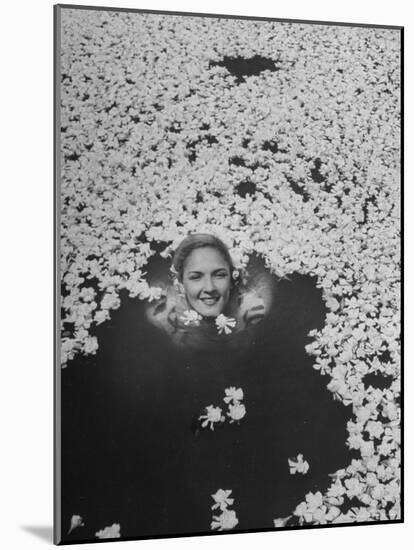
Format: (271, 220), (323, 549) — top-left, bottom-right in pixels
(181, 246), (231, 318)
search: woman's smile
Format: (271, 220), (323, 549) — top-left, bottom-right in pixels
(200, 294), (219, 305)
(198, 294), (222, 311)
(181, 247), (231, 318)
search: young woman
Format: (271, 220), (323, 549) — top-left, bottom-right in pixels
(146, 234), (272, 349)
(61, 234), (351, 542)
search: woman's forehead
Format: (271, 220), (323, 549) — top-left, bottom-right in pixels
(184, 247), (229, 271)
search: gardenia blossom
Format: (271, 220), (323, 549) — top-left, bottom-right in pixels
(227, 402), (246, 423)
(224, 387), (244, 404)
(60, 9), (400, 528)
(83, 336), (98, 355)
(199, 405), (225, 430)
(294, 492), (325, 524)
(211, 489), (235, 511)
(147, 286), (164, 302)
(210, 488), (239, 531)
(273, 516), (291, 528)
(211, 509), (239, 531)
(68, 514), (84, 534)
(95, 523), (121, 539)
(180, 309), (202, 326)
(288, 454), (310, 475)
(215, 314), (237, 335)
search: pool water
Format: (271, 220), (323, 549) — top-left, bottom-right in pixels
(60, 256), (353, 542)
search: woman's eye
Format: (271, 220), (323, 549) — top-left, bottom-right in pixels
(215, 272), (228, 278)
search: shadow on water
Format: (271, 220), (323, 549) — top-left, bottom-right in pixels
(60, 252), (354, 542)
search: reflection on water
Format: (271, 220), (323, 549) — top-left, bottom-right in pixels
(60, 253), (353, 542)
(145, 253), (275, 353)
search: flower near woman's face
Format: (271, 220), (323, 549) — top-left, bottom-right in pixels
(147, 286), (164, 302)
(180, 309), (202, 326)
(215, 314), (236, 335)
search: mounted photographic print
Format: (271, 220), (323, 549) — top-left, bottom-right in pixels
(54, 4), (403, 544)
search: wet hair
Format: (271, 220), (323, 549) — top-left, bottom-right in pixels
(172, 234), (235, 283)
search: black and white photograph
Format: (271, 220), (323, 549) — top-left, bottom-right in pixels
(55, 5), (402, 544)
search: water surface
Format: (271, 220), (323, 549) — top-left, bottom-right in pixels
(61, 256), (353, 541)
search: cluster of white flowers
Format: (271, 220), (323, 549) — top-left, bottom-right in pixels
(95, 523), (121, 539)
(288, 454), (310, 475)
(199, 387), (246, 430)
(60, 9), (400, 526)
(224, 386), (246, 423)
(211, 489), (239, 531)
(179, 310), (237, 333)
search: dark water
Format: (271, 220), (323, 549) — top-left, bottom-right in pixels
(209, 55), (280, 83)
(60, 257), (353, 542)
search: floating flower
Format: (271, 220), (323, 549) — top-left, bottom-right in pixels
(211, 509), (239, 531)
(68, 514), (84, 534)
(211, 489), (234, 511)
(215, 314), (236, 335)
(199, 405), (225, 430)
(305, 491), (323, 510)
(325, 506), (342, 522)
(83, 336), (98, 355)
(95, 523), (121, 539)
(80, 287), (96, 303)
(210, 489), (239, 530)
(147, 286), (164, 302)
(288, 454), (310, 475)
(223, 386), (244, 404)
(227, 402), (246, 423)
(59, 9), (400, 525)
(94, 309), (110, 325)
(273, 516), (291, 528)
(344, 477), (364, 498)
(326, 479), (346, 501)
(180, 309), (202, 326)
(294, 491), (325, 523)
(365, 420), (384, 439)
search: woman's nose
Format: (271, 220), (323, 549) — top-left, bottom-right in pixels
(203, 276), (215, 292)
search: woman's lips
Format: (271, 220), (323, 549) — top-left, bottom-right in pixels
(200, 296), (219, 306)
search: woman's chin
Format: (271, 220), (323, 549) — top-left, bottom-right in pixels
(193, 300), (224, 318)
(201, 311), (221, 318)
